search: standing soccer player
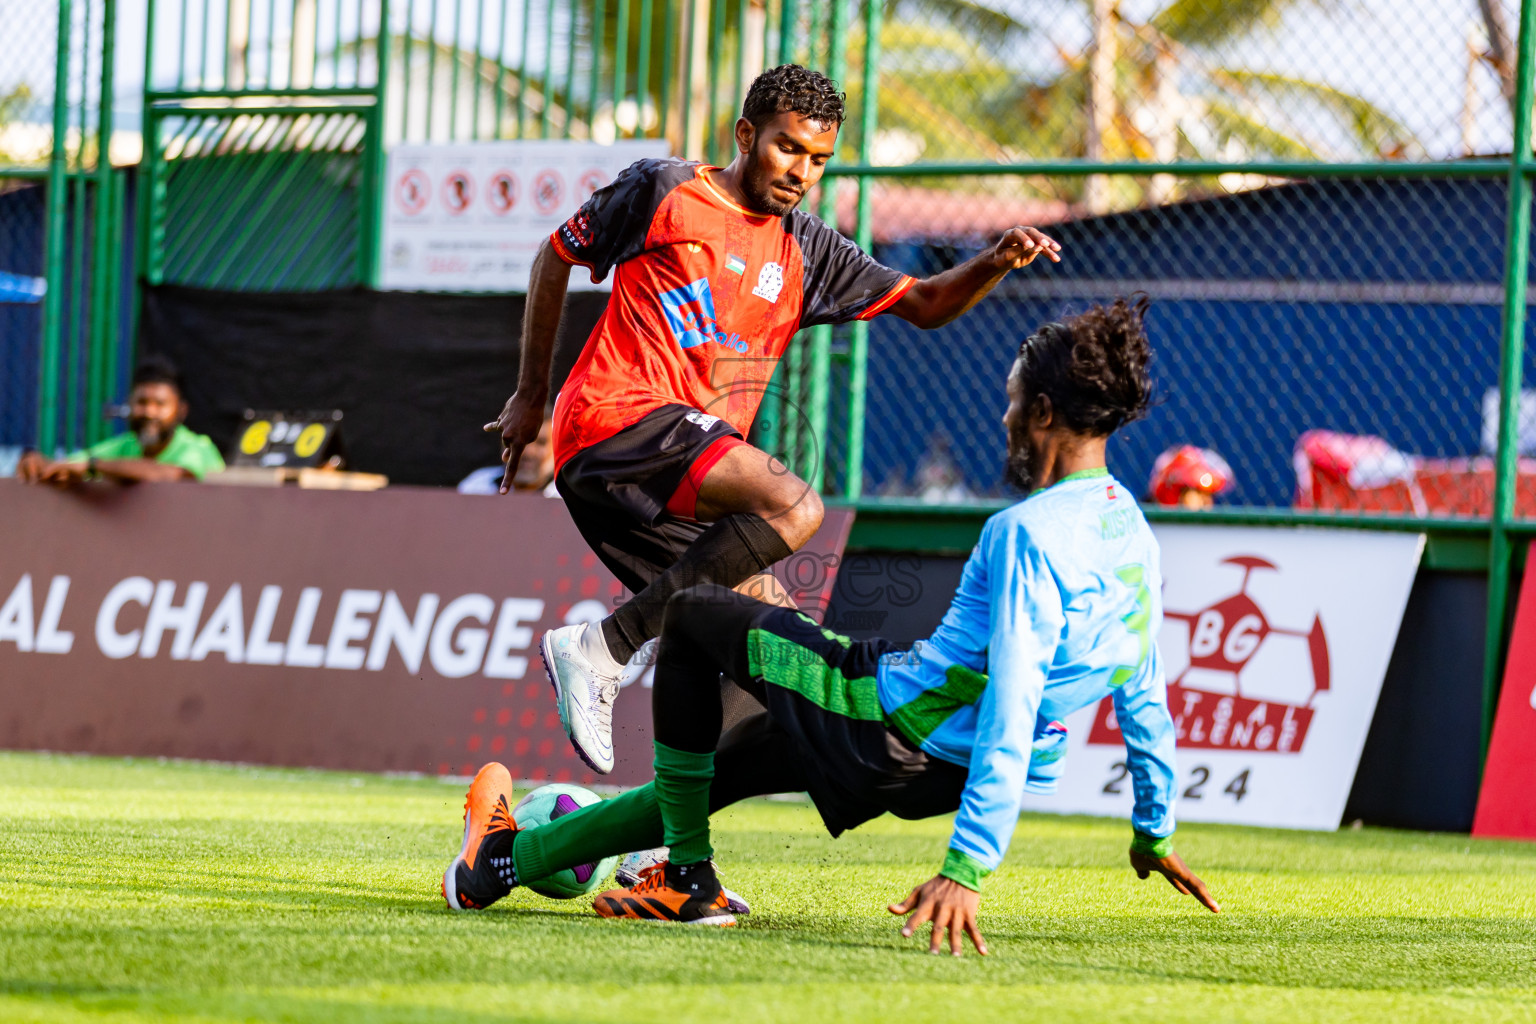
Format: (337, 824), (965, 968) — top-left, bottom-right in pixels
(485, 64), (1062, 774)
(450, 298), (1221, 952)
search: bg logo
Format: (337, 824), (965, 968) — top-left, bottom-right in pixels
(1090, 555), (1331, 755)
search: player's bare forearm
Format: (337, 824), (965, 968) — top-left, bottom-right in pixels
(515, 239), (573, 399)
(93, 459), (193, 483)
(891, 226), (1061, 329)
(484, 239), (573, 492)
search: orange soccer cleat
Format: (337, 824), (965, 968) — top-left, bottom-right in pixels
(442, 762), (520, 911)
(593, 858), (736, 926)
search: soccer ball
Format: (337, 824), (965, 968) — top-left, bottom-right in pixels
(511, 784), (618, 899)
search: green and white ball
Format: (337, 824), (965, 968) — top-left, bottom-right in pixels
(511, 783), (618, 899)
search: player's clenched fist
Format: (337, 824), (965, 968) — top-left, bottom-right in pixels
(992, 226), (1062, 269)
(889, 874), (989, 956)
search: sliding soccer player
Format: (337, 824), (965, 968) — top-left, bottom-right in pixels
(449, 298), (1220, 953)
(484, 63), (1061, 774)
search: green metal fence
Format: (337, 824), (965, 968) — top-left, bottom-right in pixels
(1, 0), (125, 456)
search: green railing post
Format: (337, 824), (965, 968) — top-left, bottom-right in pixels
(805, 0), (846, 490)
(105, 168), (126, 411)
(777, 0), (796, 65)
(589, 0), (606, 134)
(361, 0), (392, 285)
(614, 0), (629, 132)
(843, 0), (879, 499)
(539, 0), (555, 137)
(1483, 0), (1536, 764)
(88, 0), (119, 445)
(38, 0), (75, 453)
(707, 0), (723, 160)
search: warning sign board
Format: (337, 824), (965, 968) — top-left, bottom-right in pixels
(1020, 525), (1423, 831)
(381, 139), (669, 293)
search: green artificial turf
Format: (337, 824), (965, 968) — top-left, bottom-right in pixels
(1, 751), (1534, 1023)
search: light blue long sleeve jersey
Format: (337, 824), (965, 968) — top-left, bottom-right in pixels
(875, 467), (1178, 891)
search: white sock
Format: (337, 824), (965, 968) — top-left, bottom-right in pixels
(579, 620), (625, 676)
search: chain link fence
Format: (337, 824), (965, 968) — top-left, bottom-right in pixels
(0, 0), (60, 456)
(832, 173), (1513, 516)
(868, 0), (1515, 172)
(0, 0), (127, 457)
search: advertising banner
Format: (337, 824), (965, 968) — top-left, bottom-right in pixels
(1473, 542), (1536, 840)
(0, 482), (852, 786)
(380, 139), (669, 293)
(1020, 525), (1424, 830)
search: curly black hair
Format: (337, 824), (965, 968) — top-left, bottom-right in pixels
(1015, 296), (1154, 437)
(131, 353), (186, 397)
(741, 64), (846, 131)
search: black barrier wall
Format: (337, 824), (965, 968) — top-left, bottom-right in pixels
(140, 286), (610, 486)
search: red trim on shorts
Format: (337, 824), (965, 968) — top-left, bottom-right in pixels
(665, 434), (747, 520)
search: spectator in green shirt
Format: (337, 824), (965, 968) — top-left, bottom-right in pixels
(15, 355), (225, 485)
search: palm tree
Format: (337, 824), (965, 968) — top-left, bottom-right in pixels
(860, 0), (1422, 210)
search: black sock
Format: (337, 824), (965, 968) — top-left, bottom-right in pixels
(664, 858), (719, 895)
(484, 829), (517, 888)
(603, 513), (792, 661)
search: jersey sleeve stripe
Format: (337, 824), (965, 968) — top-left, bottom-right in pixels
(548, 230), (594, 271)
(856, 274), (916, 320)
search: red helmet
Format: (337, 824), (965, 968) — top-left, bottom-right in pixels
(1149, 446), (1234, 506)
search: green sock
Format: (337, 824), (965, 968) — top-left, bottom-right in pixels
(653, 740), (716, 865)
(512, 784), (663, 884)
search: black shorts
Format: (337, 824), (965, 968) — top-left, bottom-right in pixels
(555, 404), (743, 593)
(670, 585), (969, 837)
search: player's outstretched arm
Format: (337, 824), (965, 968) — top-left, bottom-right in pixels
(484, 238), (572, 493)
(888, 874), (989, 956)
(890, 226), (1061, 329)
(1130, 847), (1221, 913)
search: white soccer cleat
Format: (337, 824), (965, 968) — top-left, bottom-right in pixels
(616, 847), (752, 915)
(540, 622), (623, 774)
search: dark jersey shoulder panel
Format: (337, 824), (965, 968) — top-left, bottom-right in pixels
(551, 158), (699, 282)
(787, 210), (913, 331)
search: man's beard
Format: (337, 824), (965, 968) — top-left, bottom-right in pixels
(132, 418), (172, 450)
(741, 162), (802, 216)
(1004, 436), (1037, 494)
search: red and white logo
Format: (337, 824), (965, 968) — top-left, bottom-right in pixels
(442, 171), (474, 215)
(487, 171), (519, 214)
(533, 170), (564, 214)
(396, 170), (430, 215)
(1089, 555), (1330, 755)
(577, 169), (606, 202)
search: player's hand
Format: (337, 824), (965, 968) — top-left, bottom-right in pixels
(992, 226), (1061, 269)
(14, 450), (49, 483)
(482, 392), (546, 495)
(888, 874), (988, 956)
(1130, 848), (1221, 913)
(35, 460), (85, 486)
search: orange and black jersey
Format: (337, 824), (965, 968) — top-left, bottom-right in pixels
(549, 158), (914, 468)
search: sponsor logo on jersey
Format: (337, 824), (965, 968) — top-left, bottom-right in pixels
(725, 254), (747, 276)
(563, 210), (594, 247)
(684, 411), (721, 431)
(659, 277), (749, 353)
(753, 261), (785, 302)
